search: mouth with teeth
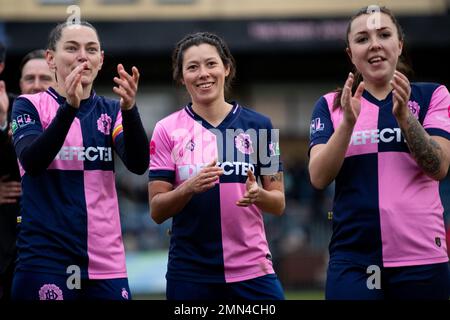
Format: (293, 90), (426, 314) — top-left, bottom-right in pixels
(197, 82), (214, 89)
(368, 56), (387, 64)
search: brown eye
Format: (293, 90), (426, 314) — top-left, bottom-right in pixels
(356, 37), (367, 43)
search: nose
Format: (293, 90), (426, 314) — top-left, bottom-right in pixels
(78, 48), (88, 62)
(369, 36), (382, 51)
(198, 65), (209, 78)
(32, 79), (45, 93)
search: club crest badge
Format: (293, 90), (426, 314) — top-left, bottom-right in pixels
(97, 113), (112, 135)
(235, 133), (254, 155)
(39, 284), (63, 300)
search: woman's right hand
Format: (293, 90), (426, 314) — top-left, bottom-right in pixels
(184, 159), (223, 195)
(340, 72), (365, 127)
(65, 62), (88, 108)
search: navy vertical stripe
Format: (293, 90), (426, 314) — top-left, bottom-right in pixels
(17, 171), (90, 277)
(167, 185), (225, 282)
(331, 153), (382, 265)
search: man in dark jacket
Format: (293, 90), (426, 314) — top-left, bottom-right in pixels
(0, 41), (21, 301)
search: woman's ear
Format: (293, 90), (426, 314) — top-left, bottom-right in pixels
(46, 49), (56, 71)
(346, 47), (353, 62)
(225, 64), (230, 77)
(98, 50), (104, 71)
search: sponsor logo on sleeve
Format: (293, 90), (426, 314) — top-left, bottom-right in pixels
(11, 120), (18, 134)
(310, 117), (324, 135)
(15, 114), (35, 129)
(150, 140), (156, 156)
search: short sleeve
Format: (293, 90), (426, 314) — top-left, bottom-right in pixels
(423, 85), (450, 140)
(11, 97), (43, 148)
(308, 96), (334, 156)
(148, 122), (176, 183)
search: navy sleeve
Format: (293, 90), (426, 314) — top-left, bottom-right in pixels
(113, 106), (149, 175)
(308, 96), (334, 156)
(11, 97), (43, 144)
(13, 98), (78, 176)
(148, 170), (176, 183)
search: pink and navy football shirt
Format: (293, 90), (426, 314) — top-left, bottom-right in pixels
(149, 102), (282, 283)
(309, 82), (450, 267)
(12, 88), (130, 280)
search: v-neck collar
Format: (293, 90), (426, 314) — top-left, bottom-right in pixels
(47, 87), (98, 119)
(184, 101), (240, 130)
(362, 89), (393, 107)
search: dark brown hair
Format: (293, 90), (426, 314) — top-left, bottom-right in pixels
(172, 32), (236, 91)
(47, 21), (99, 51)
(20, 49), (46, 74)
(333, 6), (413, 109)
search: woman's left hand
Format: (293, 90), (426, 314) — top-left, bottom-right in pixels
(236, 170), (260, 207)
(113, 64), (140, 110)
(391, 70), (412, 122)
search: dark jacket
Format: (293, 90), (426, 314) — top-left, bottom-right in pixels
(0, 92), (20, 274)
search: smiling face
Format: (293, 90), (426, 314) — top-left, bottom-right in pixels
(181, 43), (230, 107)
(347, 12), (403, 86)
(47, 25), (103, 90)
(20, 58), (55, 94)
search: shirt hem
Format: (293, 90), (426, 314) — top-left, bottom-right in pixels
(383, 256), (449, 267)
(88, 272), (128, 280)
(225, 269), (275, 283)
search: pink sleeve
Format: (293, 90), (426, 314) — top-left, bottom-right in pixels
(149, 122), (175, 171)
(423, 85), (450, 135)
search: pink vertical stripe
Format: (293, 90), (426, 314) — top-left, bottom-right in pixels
(84, 170), (127, 279)
(324, 93), (379, 157)
(378, 152), (448, 267)
(47, 117), (84, 171)
(23, 92), (84, 171)
(219, 183), (274, 283)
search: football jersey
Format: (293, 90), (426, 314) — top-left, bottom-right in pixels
(12, 87), (128, 279)
(309, 82), (450, 267)
(149, 102), (282, 283)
